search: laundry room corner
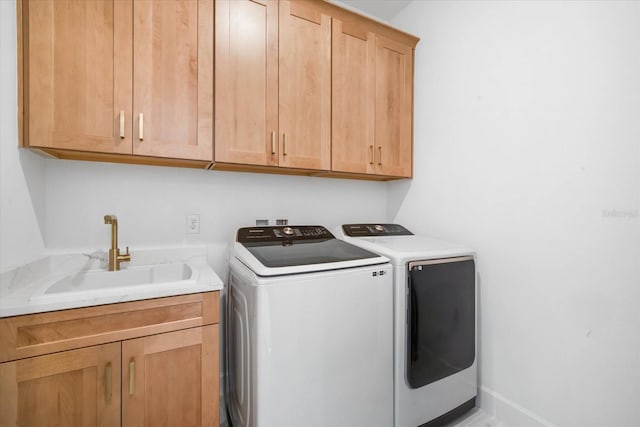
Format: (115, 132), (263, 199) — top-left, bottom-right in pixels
(390, 1), (640, 426)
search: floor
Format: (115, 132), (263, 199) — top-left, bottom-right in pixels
(221, 408), (504, 427)
(446, 408), (506, 427)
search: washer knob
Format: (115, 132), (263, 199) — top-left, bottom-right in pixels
(374, 224), (385, 232)
(282, 226), (294, 236)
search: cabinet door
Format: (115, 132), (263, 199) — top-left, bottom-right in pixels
(133, 0), (213, 161)
(215, 0), (278, 166)
(375, 35), (413, 178)
(22, 0), (132, 154)
(278, 0), (331, 171)
(122, 325), (219, 427)
(331, 19), (376, 174)
(0, 342), (120, 427)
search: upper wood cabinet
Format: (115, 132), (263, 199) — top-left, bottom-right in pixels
(331, 18), (376, 175)
(19, 0), (417, 178)
(215, 0), (330, 171)
(278, 0), (331, 170)
(132, 0), (213, 161)
(20, 0), (213, 165)
(214, 0), (279, 167)
(214, 0), (417, 179)
(21, 0), (132, 155)
(332, 21), (414, 178)
(374, 36), (413, 178)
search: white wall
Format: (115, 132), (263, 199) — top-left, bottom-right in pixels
(390, 1), (640, 426)
(0, 0), (388, 278)
(44, 160), (387, 276)
(0, 0), (46, 273)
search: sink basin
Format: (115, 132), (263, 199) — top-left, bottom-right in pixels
(33, 263), (193, 300)
(1, 247), (224, 318)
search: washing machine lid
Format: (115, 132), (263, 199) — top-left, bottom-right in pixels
(336, 224), (475, 263)
(234, 225), (389, 276)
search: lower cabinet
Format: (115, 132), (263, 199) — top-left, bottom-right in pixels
(0, 343), (121, 427)
(123, 326), (219, 427)
(0, 292), (220, 427)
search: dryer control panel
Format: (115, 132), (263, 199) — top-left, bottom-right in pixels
(342, 224), (414, 237)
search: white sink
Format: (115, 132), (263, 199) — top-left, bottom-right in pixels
(44, 263), (193, 295)
(1, 247), (224, 318)
(30, 262), (195, 303)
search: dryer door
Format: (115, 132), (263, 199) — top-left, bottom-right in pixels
(406, 256), (476, 389)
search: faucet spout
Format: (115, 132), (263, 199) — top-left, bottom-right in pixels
(104, 215), (118, 250)
(104, 214), (130, 271)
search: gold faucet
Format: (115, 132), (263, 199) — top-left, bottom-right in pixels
(104, 215), (131, 271)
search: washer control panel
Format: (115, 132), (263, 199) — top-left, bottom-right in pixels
(238, 225), (334, 243)
(342, 223), (414, 237)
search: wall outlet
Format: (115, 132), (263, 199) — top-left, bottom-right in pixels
(186, 214), (200, 234)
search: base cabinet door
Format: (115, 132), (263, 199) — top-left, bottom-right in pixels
(0, 342), (121, 427)
(122, 325), (219, 427)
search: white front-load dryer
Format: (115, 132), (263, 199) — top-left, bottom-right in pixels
(335, 224), (477, 427)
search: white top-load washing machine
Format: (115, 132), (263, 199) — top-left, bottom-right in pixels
(227, 225), (394, 427)
(335, 224), (477, 427)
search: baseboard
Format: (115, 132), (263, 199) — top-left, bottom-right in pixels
(478, 386), (557, 427)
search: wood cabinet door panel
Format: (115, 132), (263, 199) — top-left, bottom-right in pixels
(133, 0), (213, 161)
(122, 325), (219, 427)
(0, 342), (121, 427)
(375, 35), (413, 178)
(24, 0), (132, 154)
(215, 0), (278, 166)
(278, 0), (331, 171)
(331, 19), (375, 174)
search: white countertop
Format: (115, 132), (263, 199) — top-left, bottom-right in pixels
(0, 246), (224, 318)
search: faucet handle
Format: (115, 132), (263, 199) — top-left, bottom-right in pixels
(125, 246), (130, 255)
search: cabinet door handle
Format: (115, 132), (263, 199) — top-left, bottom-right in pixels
(369, 145), (374, 165)
(283, 133), (287, 156)
(138, 113), (144, 141)
(129, 359), (135, 395)
(271, 131), (276, 155)
(119, 111), (125, 139)
(105, 363), (112, 403)
(378, 146), (382, 166)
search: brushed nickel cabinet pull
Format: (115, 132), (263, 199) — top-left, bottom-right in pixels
(105, 363), (112, 403)
(271, 131), (276, 155)
(129, 359), (135, 395)
(369, 145), (374, 165)
(378, 146), (382, 166)
(138, 113), (144, 141)
(119, 111), (125, 139)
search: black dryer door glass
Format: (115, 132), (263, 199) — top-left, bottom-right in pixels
(407, 258), (475, 388)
